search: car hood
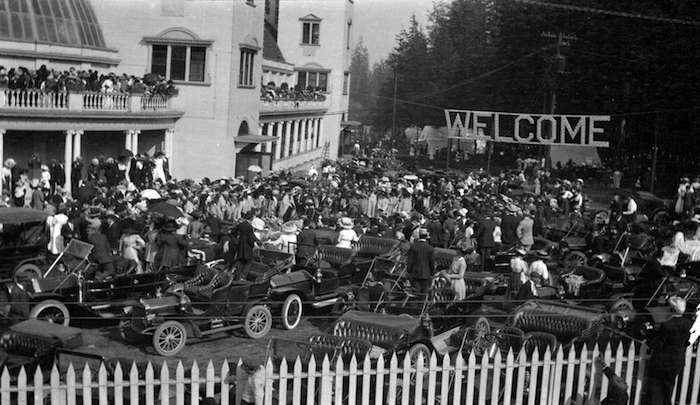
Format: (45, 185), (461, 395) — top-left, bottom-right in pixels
(139, 294), (181, 312)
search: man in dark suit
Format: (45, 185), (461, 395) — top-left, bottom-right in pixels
(406, 228), (435, 294)
(235, 213), (259, 279)
(647, 296), (694, 405)
(296, 218), (319, 266)
(86, 218), (115, 280)
(501, 206), (521, 248)
(475, 214), (496, 271)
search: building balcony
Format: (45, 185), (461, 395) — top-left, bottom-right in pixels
(0, 88), (178, 115)
(260, 97), (329, 116)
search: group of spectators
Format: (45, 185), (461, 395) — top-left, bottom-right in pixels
(0, 64), (178, 97)
(260, 81), (327, 103)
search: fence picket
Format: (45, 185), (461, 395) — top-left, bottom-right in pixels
(176, 361), (185, 405)
(679, 346), (693, 404)
(538, 347), (551, 405)
(348, 355), (358, 405)
(503, 349), (515, 405)
(293, 357), (303, 405)
(453, 353), (464, 405)
(624, 344), (635, 403)
(206, 360), (216, 398)
(190, 361), (198, 405)
(129, 363), (139, 405)
(563, 347), (575, 404)
(387, 353), (398, 405)
(320, 355), (332, 405)
(34, 366), (44, 405)
(279, 358), (288, 405)
(66, 363), (75, 405)
(334, 356), (344, 405)
(477, 351), (488, 405)
(527, 348), (540, 405)
(50, 365), (61, 405)
(360, 355), (370, 405)
(114, 362), (123, 405)
(1, 367), (10, 405)
(491, 350), (502, 405)
(221, 360), (230, 405)
(550, 346), (564, 405)
(426, 353), (437, 405)
(264, 358), (274, 405)
(160, 362), (170, 405)
(690, 343), (700, 405)
(633, 345), (647, 405)
(401, 354), (411, 405)
(308, 355), (318, 405)
(414, 353), (425, 405)
(144, 362), (154, 405)
(375, 355), (385, 405)
(599, 344), (612, 400)
(465, 350), (476, 405)
(82, 365), (91, 405)
(514, 350), (527, 405)
(576, 344), (589, 405)
(439, 354), (450, 405)
(18, 366), (27, 405)
(98, 363), (108, 405)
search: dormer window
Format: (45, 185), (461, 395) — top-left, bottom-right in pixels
(144, 28), (213, 83)
(300, 14), (321, 46)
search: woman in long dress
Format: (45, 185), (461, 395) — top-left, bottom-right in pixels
(445, 243), (469, 300)
(120, 229), (146, 273)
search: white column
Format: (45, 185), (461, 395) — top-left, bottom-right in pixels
(274, 122), (283, 161)
(302, 119), (309, 152)
(264, 123), (274, 154)
(72, 130), (82, 161)
(164, 128), (175, 160)
(131, 130), (140, 155)
(284, 121), (292, 159)
(125, 130), (132, 151)
(316, 118), (323, 149)
(291, 120), (299, 157)
(309, 119), (315, 151)
(0, 129), (4, 193)
(64, 130), (73, 193)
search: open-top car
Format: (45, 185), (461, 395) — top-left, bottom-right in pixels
(0, 207), (49, 280)
(120, 266), (273, 356)
(1, 239), (195, 326)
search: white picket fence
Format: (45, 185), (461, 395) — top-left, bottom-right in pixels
(4, 342), (700, 405)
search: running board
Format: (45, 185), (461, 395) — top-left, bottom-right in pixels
(311, 297), (340, 308)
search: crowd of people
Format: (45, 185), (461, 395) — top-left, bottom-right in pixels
(260, 81), (327, 103)
(0, 64), (178, 97)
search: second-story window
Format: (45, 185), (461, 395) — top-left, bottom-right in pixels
(150, 44), (207, 82)
(239, 48), (256, 87)
(302, 21), (320, 45)
(297, 70), (328, 92)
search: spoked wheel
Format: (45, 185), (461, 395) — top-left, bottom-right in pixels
(244, 305), (272, 339)
(152, 320), (187, 356)
(564, 251), (587, 270)
(281, 294), (302, 330)
(14, 263), (42, 284)
(609, 298), (636, 328)
(474, 317), (491, 334)
(408, 342), (432, 386)
(29, 300), (70, 326)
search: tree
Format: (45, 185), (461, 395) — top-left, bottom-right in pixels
(349, 39), (372, 124)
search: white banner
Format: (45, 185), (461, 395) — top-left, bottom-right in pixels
(445, 109), (611, 147)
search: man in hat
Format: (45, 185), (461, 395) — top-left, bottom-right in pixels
(501, 205), (522, 249)
(475, 214), (496, 271)
(647, 296), (694, 405)
(427, 212), (443, 247)
(235, 211), (259, 278)
(406, 228), (435, 295)
(296, 217), (319, 266)
(86, 218), (116, 280)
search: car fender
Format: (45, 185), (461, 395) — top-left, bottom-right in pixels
(269, 287), (309, 302)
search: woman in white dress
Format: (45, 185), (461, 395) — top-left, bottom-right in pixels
(445, 242), (469, 300)
(120, 228), (146, 273)
(336, 217), (359, 249)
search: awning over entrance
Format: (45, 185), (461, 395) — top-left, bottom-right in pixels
(235, 134), (278, 144)
(341, 120), (362, 128)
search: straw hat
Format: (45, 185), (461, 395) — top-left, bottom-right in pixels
(281, 222), (298, 234)
(338, 217), (354, 229)
(251, 217), (266, 231)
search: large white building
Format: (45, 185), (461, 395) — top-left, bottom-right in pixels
(258, 0), (353, 173)
(0, 0), (352, 189)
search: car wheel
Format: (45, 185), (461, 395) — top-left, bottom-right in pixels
(152, 320), (187, 356)
(610, 298), (636, 325)
(244, 305), (272, 339)
(14, 263), (42, 283)
(408, 342), (432, 385)
(652, 210), (671, 226)
(29, 299), (70, 326)
(474, 317), (491, 334)
(564, 251), (587, 270)
(281, 294), (302, 330)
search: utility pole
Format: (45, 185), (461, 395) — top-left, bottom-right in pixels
(541, 32), (576, 168)
(391, 71), (398, 150)
(650, 112), (661, 194)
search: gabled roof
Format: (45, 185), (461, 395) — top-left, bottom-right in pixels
(299, 13), (322, 21)
(263, 21), (287, 63)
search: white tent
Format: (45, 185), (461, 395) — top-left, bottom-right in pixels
(550, 145), (601, 166)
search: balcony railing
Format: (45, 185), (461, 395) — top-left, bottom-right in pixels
(260, 98), (329, 114)
(0, 88), (175, 113)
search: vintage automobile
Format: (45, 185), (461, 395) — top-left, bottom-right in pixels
(1, 239), (195, 326)
(0, 207), (49, 280)
(120, 267), (273, 356)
